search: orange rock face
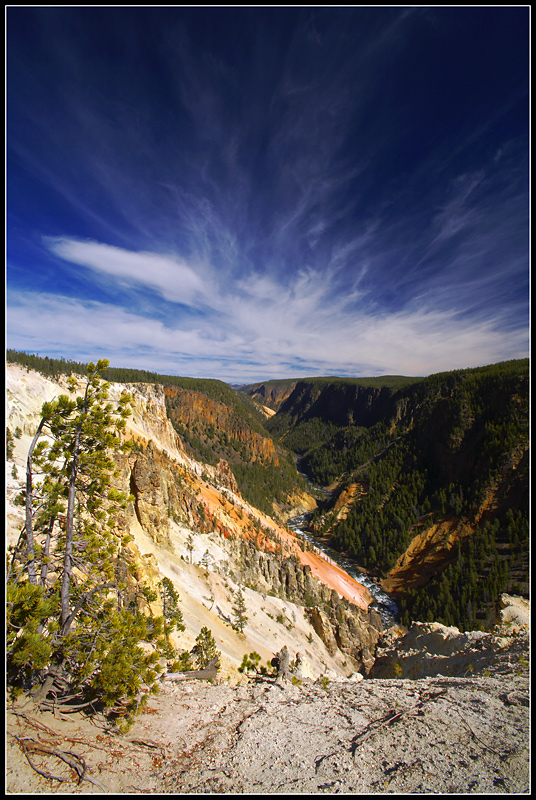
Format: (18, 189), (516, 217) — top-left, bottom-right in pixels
(301, 549), (373, 610)
(193, 467), (373, 611)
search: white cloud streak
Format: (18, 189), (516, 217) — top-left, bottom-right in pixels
(47, 238), (210, 309)
(7, 237), (528, 383)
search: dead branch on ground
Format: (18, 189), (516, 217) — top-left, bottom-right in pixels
(12, 735), (108, 791)
(161, 656), (219, 682)
(350, 688), (448, 756)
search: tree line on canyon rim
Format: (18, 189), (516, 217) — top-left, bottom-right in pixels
(7, 349), (304, 518)
(7, 350), (529, 635)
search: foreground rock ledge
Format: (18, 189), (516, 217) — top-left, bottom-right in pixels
(7, 667), (529, 795)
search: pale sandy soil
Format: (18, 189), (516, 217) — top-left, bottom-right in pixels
(6, 661), (530, 795)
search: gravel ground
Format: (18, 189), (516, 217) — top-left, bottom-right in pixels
(6, 666), (530, 795)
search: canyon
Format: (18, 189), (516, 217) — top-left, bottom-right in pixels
(261, 363), (529, 630)
(6, 362), (382, 680)
(5, 359), (530, 794)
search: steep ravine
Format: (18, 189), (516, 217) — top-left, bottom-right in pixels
(266, 364), (529, 631)
(287, 458), (398, 623)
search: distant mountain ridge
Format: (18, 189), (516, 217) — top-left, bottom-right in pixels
(238, 374), (421, 413)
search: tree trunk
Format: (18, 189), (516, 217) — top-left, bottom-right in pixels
(25, 417), (47, 585)
(60, 383), (90, 632)
(60, 429), (81, 631)
(30, 661), (67, 707)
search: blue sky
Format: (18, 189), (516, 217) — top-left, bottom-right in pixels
(7, 7), (529, 383)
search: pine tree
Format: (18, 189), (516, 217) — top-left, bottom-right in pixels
(159, 577), (185, 639)
(6, 360), (173, 729)
(232, 586), (248, 634)
(6, 427), (15, 459)
(186, 532), (194, 563)
(191, 626), (220, 669)
(201, 549), (212, 572)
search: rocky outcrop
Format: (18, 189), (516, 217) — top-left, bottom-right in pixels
(333, 607), (383, 673)
(380, 516), (469, 596)
(127, 441), (194, 546)
(498, 593), (530, 630)
(215, 458), (241, 495)
(240, 380), (298, 411)
(308, 607), (339, 655)
(234, 537), (383, 673)
(369, 613), (529, 680)
(122, 382), (186, 459)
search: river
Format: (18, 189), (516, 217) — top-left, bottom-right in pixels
(290, 463), (398, 626)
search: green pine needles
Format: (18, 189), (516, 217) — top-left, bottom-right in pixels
(6, 360), (174, 730)
(232, 586), (248, 633)
(191, 626), (220, 669)
(159, 576), (185, 638)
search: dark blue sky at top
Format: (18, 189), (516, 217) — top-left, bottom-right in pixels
(7, 6), (529, 382)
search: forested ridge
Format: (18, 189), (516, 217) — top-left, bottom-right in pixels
(163, 385), (306, 516)
(6, 350), (266, 431)
(265, 359), (529, 630)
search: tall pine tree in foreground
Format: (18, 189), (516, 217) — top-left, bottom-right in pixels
(6, 360), (175, 730)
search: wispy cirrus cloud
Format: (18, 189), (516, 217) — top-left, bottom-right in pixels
(7, 8), (528, 380)
(46, 238), (210, 309)
(7, 235), (527, 383)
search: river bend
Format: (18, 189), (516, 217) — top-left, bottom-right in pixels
(287, 512), (397, 625)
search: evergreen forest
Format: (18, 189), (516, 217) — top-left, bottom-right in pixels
(265, 360), (529, 631)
